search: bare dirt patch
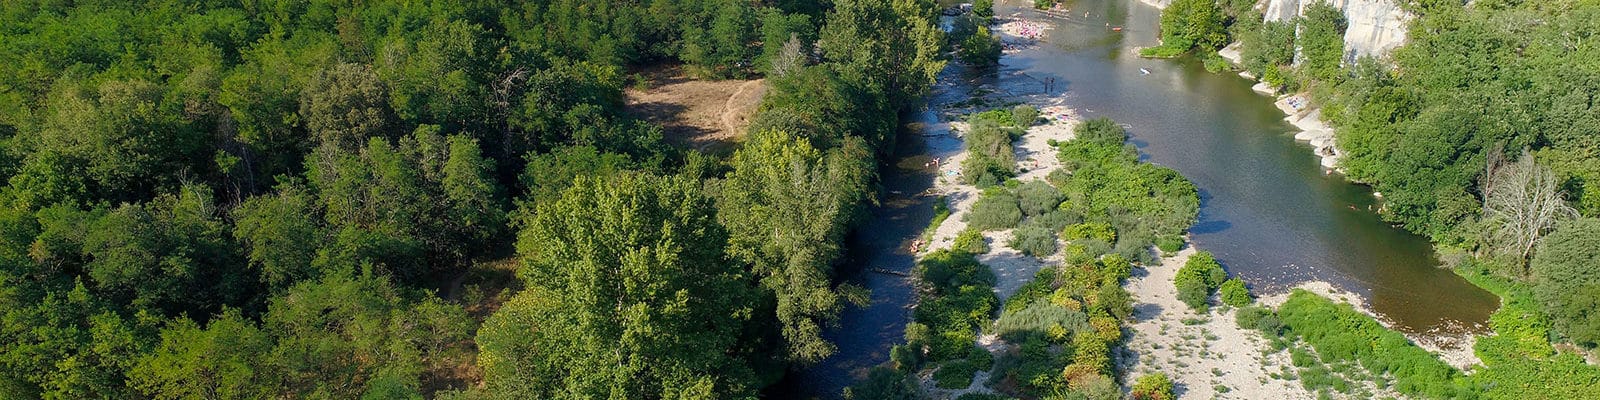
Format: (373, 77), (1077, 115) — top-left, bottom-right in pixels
(624, 65), (765, 152)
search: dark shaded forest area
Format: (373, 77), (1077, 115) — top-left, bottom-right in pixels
(0, 0), (947, 398)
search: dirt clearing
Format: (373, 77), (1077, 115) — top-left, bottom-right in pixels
(625, 65), (765, 152)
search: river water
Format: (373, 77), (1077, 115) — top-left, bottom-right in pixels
(779, 0), (1499, 398)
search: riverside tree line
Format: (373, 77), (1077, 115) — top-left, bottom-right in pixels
(0, 0), (947, 398)
(1153, 0), (1600, 396)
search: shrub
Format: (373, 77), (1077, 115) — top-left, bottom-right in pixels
(1174, 251), (1225, 311)
(1219, 278), (1251, 307)
(933, 359), (978, 389)
(1155, 235), (1184, 252)
(1062, 221), (1115, 242)
(1174, 268), (1210, 311)
(1235, 305), (1282, 336)
(1131, 373), (1175, 400)
(994, 300), (1087, 343)
(952, 228), (989, 254)
(966, 190), (1022, 231)
(1096, 281), (1134, 320)
(846, 367), (921, 400)
(1033, 0), (1056, 10)
(1276, 290), (1468, 398)
(1011, 105), (1039, 127)
(1099, 254), (1132, 282)
(1009, 222), (1059, 257)
(1016, 180), (1063, 216)
(1072, 117), (1128, 147)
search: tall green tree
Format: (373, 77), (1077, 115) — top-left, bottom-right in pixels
(715, 129), (872, 363)
(479, 173), (758, 398)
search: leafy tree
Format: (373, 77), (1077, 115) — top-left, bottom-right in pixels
(84, 185), (248, 317)
(299, 63), (395, 152)
(234, 183), (321, 291)
(959, 26), (1001, 67)
(483, 173), (758, 398)
(819, 0), (947, 112)
(1143, 0), (1227, 57)
(1531, 218), (1600, 346)
(716, 129), (872, 364)
(1297, 1), (1347, 83)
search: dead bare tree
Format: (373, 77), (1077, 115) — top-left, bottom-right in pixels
(1482, 148), (1578, 275)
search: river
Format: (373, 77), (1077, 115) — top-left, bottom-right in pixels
(779, 0), (1499, 398)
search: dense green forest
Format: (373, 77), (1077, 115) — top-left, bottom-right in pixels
(0, 0), (946, 398)
(1152, 0), (1600, 397)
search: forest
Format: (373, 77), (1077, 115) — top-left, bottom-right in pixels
(1152, 0), (1600, 397)
(0, 0), (947, 398)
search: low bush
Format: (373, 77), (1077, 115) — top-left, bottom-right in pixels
(1155, 234), (1184, 253)
(1174, 251), (1226, 311)
(1235, 305), (1282, 336)
(1011, 105), (1039, 127)
(914, 250), (999, 361)
(994, 299), (1087, 343)
(933, 359), (978, 389)
(958, 26), (1002, 67)
(952, 228), (989, 254)
(966, 189), (1022, 231)
(1016, 180), (1063, 216)
(1009, 222), (1059, 257)
(1219, 278), (1251, 307)
(1062, 221), (1116, 242)
(1131, 373), (1175, 400)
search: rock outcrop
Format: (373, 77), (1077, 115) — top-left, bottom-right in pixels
(1262, 0), (1410, 63)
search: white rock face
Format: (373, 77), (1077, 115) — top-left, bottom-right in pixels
(1140, 0), (1174, 9)
(1261, 0), (1411, 62)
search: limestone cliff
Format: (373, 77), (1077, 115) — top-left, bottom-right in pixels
(1262, 0), (1410, 62)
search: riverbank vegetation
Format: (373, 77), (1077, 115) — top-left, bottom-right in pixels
(0, 0), (947, 398)
(860, 110), (1197, 397)
(1165, 0), (1600, 395)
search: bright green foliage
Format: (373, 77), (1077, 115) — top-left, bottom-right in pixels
(819, 0), (947, 114)
(959, 26), (1002, 67)
(1238, 19), (1297, 85)
(1296, 2), (1347, 83)
(962, 115), (1021, 187)
(717, 129), (873, 364)
(1530, 218), (1600, 346)
(1174, 251), (1226, 311)
(234, 184), (321, 292)
(1131, 373), (1175, 400)
(973, 0), (995, 22)
(1454, 262), (1600, 399)
(1219, 278), (1251, 307)
(953, 228), (990, 254)
(913, 250), (997, 361)
(1142, 0), (1228, 57)
(967, 189), (1024, 231)
(489, 173), (759, 398)
(1277, 290), (1470, 398)
(308, 126), (506, 283)
(1054, 119), (1198, 261)
(130, 274), (473, 399)
(519, 145), (633, 207)
(1062, 222), (1116, 242)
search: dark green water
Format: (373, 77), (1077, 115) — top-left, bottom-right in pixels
(780, 0), (1498, 397)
